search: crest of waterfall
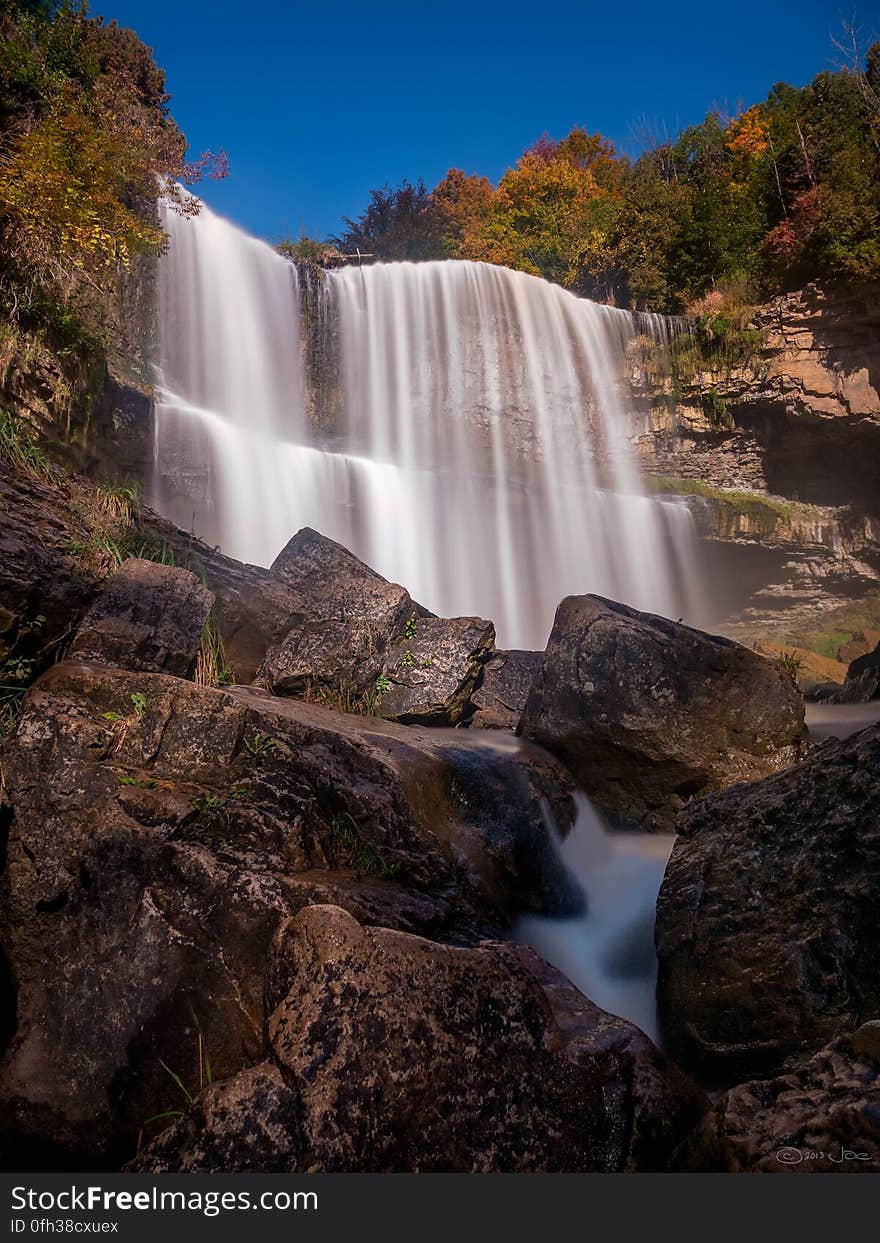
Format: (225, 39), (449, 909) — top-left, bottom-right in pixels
(153, 198), (702, 649)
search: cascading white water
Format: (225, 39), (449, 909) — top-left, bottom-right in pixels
(153, 198), (702, 648)
(516, 795), (674, 1041)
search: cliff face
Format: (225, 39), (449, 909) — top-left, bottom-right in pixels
(636, 281), (880, 510)
(0, 256), (157, 485)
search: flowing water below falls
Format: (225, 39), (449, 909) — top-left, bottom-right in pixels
(154, 199), (702, 649)
(516, 796), (673, 1043)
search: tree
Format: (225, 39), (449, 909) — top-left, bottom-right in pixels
(431, 168), (494, 257)
(331, 180), (443, 261)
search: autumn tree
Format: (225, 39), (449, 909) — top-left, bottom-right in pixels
(0, 0), (225, 339)
(431, 168), (494, 257)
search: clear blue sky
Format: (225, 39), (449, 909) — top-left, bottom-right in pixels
(103, 0), (869, 244)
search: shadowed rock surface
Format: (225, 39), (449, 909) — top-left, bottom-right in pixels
(519, 594), (805, 829)
(675, 1022), (880, 1172)
(0, 463), (99, 673)
(68, 558), (213, 677)
(829, 641), (880, 704)
(656, 722), (880, 1084)
(132, 905), (706, 1173)
(469, 649), (542, 730)
(0, 662), (578, 1163)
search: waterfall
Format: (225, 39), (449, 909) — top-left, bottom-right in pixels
(153, 199), (701, 649)
(515, 795), (674, 1041)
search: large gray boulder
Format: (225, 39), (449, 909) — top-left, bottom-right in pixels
(0, 661), (577, 1162)
(380, 615), (495, 725)
(656, 722), (880, 1085)
(132, 905), (705, 1173)
(469, 649), (542, 730)
(260, 529), (497, 726)
(259, 528), (414, 699)
(68, 558), (213, 677)
(518, 594), (805, 829)
(270, 526), (413, 635)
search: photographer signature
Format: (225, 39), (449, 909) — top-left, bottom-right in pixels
(776, 1145), (872, 1164)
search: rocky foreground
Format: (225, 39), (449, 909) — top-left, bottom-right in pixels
(0, 461), (878, 1172)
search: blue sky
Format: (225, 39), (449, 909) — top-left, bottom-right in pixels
(103, 0), (870, 244)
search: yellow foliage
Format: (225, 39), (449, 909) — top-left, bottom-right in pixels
(0, 101), (165, 291)
(726, 107), (769, 158)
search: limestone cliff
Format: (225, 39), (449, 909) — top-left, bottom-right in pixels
(636, 281), (880, 511)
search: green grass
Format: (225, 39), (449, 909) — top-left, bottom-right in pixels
(329, 812), (402, 879)
(642, 475), (828, 527)
(0, 409), (55, 479)
(792, 591), (880, 664)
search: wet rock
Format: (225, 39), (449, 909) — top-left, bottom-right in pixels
(656, 723), (880, 1085)
(676, 1023), (880, 1172)
(518, 594), (805, 829)
(133, 905), (705, 1173)
(0, 662), (576, 1161)
(68, 558), (213, 677)
(381, 615), (495, 725)
(469, 649), (542, 730)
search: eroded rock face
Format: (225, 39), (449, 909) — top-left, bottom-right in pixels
(68, 558), (213, 677)
(635, 281), (880, 511)
(656, 723), (880, 1085)
(469, 649), (542, 730)
(0, 662), (577, 1162)
(133, 905), (705, 1173)
(518, 594), (805, 829)
(677, 1023), (880, 1173)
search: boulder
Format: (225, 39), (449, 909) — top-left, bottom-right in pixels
(676, 1022), (880, 1172)
(259, 528), (414, 699)
(261, 530), (496, 725)
(518, 594), (805, 829)
(656, 722), (880, 1084)
(259, 615), (392, 699)
(380, 615), (495, 725)
(270, 527), (413, 635)
(0, 661), (577, 1162)
(136, 513), (318, 685)
(133, 905), (705, 1173)
(468, 649), (542, 730)
(68, 558), (213, 677)
(834, 642), (880, 704)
